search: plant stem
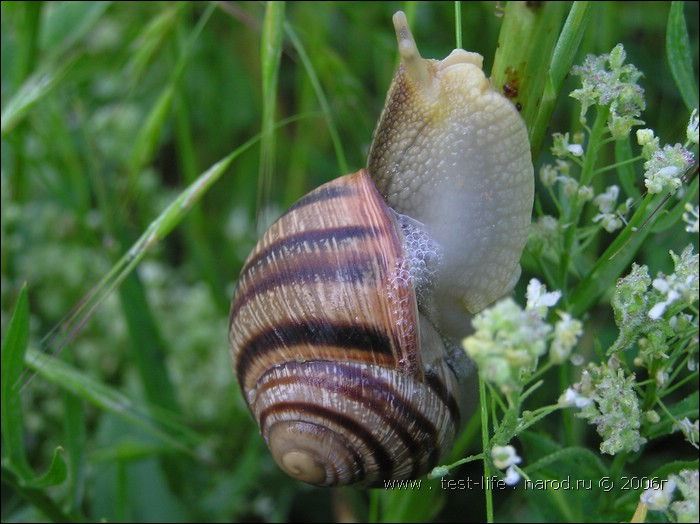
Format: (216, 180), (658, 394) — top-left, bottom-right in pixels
(559, 105), (610, 297)
(479, 374), (494, 523)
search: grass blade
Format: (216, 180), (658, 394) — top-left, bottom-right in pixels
(257, 1), (286, 233)
(285, 22), (348, 176)
(0, 56), (78, 137)
(63, 378), (87, 513)
(530, 2), (592, 155)
(37, 113), (305, 375)
(129, 3), (215, 176)
(25, 348), (203, 459)
(667, 1), (699, 112)
(1, 283), (34, 481)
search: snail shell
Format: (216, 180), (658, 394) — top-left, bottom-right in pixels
(230, 170), (461, 487)
(228, 12), (533, 488)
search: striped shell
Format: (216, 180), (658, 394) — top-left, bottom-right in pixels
(229, 170), (462, 487)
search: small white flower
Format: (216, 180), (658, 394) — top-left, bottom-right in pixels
(641, 477), (677, 511)
(550, 313), (584, 364)
(657, 165), (680, 178)
(593, 185), (620, 213)
(559, 387), (592, 408)
(567, 144), (584, 157)
(593, 212), (623, 233)
(649, 277), (683, 320)
(643, 144), (694, 194)
(526, 279), (561, 315)
(637, 128), (656, 146)
(430, 466), (450, 479)
(558, 176), (579, 198)
(645, 410), (661, 424)
(491, 445), (522, 470)
(652, 277), (670, 293)
(578, 185), (595, 202)
(570, 354), (585, 366)
(637, 129), (660, 159)
(648, 302), (668, 320)
(655, 367), (669, 387)
(504, 466), (521, 486)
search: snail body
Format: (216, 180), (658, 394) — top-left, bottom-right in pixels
(229, 12), (533, 487)
(368, 12), (534, 338)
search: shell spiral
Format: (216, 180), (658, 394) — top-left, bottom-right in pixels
(229, 170), (462, 487)
(228, 11), (533, 488)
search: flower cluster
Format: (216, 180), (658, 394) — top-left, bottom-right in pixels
(642, 144), (694, 195)
(560, 361), (646, 455)
(641, 469), (699, 522)
(538, 156), (636, 233)
(610, 245), (698, 357)
(528, 215), (560, 255)
(560, 244), (698, 457)
(636, 113), (697, 195)
(570, 44), (645, 139)
(648, 250), (696, 321)
(669, 470), (699, 522)
(463, 279), (582, 394)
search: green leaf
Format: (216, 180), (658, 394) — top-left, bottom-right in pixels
(1, 464), (74, 522)
(1, 283), (33, 481)
(23, 447), (68, 489)
(651, 459), (700, 480)
(63, 381), (86, 513)
(40, 1), (111, 55)
(666, 2), (699, 112)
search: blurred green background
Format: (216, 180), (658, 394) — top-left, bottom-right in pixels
(1, 1), (698, 522)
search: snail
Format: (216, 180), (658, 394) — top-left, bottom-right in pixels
(228, 11), (533, 487)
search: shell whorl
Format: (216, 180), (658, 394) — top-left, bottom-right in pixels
(229, 170), (462, 487)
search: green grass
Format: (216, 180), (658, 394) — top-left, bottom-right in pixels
(1, 2), (698, 522)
